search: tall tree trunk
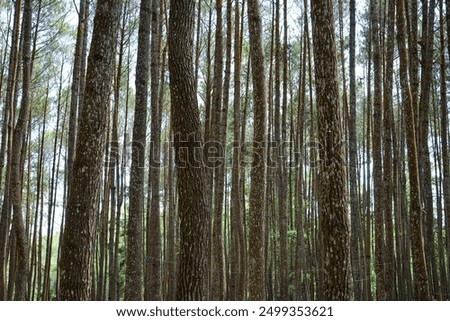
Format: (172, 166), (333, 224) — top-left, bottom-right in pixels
(230, 0), (243, 301)
(43, 60), (66, 301)
(348, 0), (363, 300)
(211, 0), (226, 301)
(396, 0), (430, 300)
(125, 0), (152, 301)
(370, 0), (386, 300)
(107, 4), (128, 300)
(418, 0), (437, 298)
(145, 0), (163, 301)
(67, 0), (88, 196)
(311, 0), (350, 300)
(9, 0), (33, 300)
(383, 0), (397, 300)
(247, 0), (267, 301)
(442, 0), (450, 291)
(169, 0), (210, 301)
(0, 0), (22, 300)
(59, 0), (122, 300)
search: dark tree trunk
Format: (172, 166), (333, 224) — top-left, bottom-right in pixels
(311, 0), (350, 301)
(396, 0), (430, 300)
(348, 0), (363, 300)
(145, 0), (163, 301)
(247, 0), (268, 301)
(169, 0), (210, 301)
(59, 0), (122, 300)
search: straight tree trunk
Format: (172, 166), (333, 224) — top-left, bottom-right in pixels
(145, 0), (163, 301)
(125, 0), (152, 301)
(418, 0), (437, 298)
(66, 0), (88, 196)
(383, 0), (397, 300)
(311, 0), (350, 300)
(229, 0), (242, 301)
(43, 61), (66, 301)
(247, 0), (268, 301)
(169, 0), (210, 301)
(211, 0), (226, 301)
(441, 0), (450, 290)
(107, 5), (128, 300)
(370, 0), (386, 300)
(395, 0), (430, 300)
(348, 0), (363, 300)
(0, 0), (22, 300)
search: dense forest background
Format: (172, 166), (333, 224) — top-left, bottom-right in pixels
(0, 0), (449, 301)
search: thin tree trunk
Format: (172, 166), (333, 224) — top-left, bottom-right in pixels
(10, 0), (33, 300)
(125, 0), (152, 301)
(396, 0), (430, 300)
(43, 60), (65, 301)
(441, 0), (450, 293)
(370, 0), (386, 300)
(348, 0), (363, 300)
(67, 0), (88, 196)
(383, 0), (396, 300)
(230, 0), (244, 301)
(418, 0), (438, 299)
(0, 0), (22, 300)
(211, 0), (226, 301)
(145, 0), (163, 301)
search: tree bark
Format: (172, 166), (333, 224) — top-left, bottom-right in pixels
(59, 0), (122, 300)
(125, 0), (152, 301)
(396, 0), (430, 300)
(311, 0), (350, 300)
(169, 0), (210, 301)
(145, 0), (163, 301)
(247, 0), (268, 301)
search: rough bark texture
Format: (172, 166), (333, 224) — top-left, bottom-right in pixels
(211, 0), (226, 301)
(230, 0), (246, 301)
(125, 0), (152, 301)
(67, 0), (88, 196)
(443, 0), (450, 288)
(348, 0), (362, 301)
(145, 0), (163, 302)
(383, 0), (397, 300)
(169, 0), (210, 301)
(247, 0), (267, 301)
(311, 0), (350, 301)
(59, 0), (122, 300)
(10, 0), (32, 300)
(370, 0), (386, 300)
(0, 0), (22, 300)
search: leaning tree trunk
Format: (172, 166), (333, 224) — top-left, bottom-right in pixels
(59, 0), (122, 301)
(10, 0), (33, 301)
